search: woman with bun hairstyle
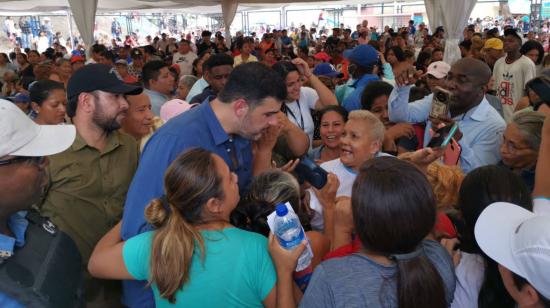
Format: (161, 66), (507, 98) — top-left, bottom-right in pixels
(88, 148), (287, 307)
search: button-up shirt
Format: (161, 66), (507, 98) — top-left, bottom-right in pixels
(121, 100), (253, 308)
(388, 85), (505, 173)
(0, 212), (29, 308)
(40, 131), (139, 263)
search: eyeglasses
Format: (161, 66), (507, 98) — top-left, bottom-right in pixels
(0, 156), (46, 167)
(501, 137), (532, 154)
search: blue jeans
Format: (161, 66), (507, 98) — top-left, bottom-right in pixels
(21, 33), (32, 49)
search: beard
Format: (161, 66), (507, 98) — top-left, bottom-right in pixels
(92, 102), (124, 133)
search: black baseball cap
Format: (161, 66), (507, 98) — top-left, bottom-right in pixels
(66, 64), (142, 115)
(130, 48), (143, 58)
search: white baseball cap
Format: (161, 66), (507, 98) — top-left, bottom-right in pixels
(475, 202), (550, 299)
(0, 99), (76, 158)
(425, 61), (451, 79)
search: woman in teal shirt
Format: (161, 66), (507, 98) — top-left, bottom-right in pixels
(88, 148), (290, 307)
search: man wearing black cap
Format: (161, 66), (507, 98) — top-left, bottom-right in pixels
(128, 48), (144, 80)
(197, 30), (218, 55)
(39, 64), (143, 307)
(492, 28), (536, 122)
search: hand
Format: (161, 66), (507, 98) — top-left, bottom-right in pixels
(377, 50), (386, 64)
(272, 158), (300, 172)
(394, 62), (418, 87)
(398, 147), (445, 168)
(386, 123), (415, 140)
(291, 58), (312, 79)
(312, 173), (340, 211)
(440, 238), (461, 267)
(334, 196), (354, 234)
(275, 111), (291, 133)
(436, 117), (463, 141)
(253, 125), (281, 153)
(268, 233), (306, 274)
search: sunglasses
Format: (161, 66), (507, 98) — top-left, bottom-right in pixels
(0, 156), (46, 167)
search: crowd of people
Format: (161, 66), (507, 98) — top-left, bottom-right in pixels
(1, 16), (550, 308)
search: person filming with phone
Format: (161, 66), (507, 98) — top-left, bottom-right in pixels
(388, 57), (506, 173)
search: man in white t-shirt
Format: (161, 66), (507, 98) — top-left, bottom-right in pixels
(493, 28), (536, 122)
(172, 39), (197, 76)
(157, 33), (170, 52)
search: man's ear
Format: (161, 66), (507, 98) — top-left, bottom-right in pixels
(233, 98), (249, 118)
(79, 92), (95, 114)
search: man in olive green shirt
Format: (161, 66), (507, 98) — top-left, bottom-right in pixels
(40, 64), (142, 307)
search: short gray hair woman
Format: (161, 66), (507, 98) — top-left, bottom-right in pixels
(500, 111), (546, 191)
(177, 75), (198, 100)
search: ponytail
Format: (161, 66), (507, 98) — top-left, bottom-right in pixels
(394, 253), (446, 308)
(145, 198), (205, 304)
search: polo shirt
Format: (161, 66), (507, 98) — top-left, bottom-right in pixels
(40, 131), (139, 263)
(121, 101), (254, 308)
(0, 212), (27, 308)
(342, 74), (380, 112)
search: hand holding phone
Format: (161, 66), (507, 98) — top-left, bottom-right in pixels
(427, 122), (459, 148)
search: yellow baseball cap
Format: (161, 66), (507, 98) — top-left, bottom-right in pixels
(484, 38), (503, 50)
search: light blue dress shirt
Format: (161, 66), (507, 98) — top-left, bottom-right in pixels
(388, 85), (505, 173)
(185, 77), (209, 102)
(143, 88), (170, 117)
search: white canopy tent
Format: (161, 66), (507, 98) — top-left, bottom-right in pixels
(0, 0), (476, 63)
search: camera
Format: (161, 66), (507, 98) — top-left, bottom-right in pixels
(294, 156), (328, 189)
(429, 86), (453, 119)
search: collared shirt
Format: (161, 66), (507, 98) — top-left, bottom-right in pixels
(186, 77), (209, 102)
(121, 101), (253, 308)
(342, 74), (380, 112)
(189, 86), (216, 105)
(388, 85), (506, 173)
(40, 131), (139, 263)
(0, 212), (28, 308)
(143, 88), (170, 117)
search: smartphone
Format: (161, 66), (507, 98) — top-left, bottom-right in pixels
(294, 156), (328, 189)
(443, 138), (461, 166)
(429, 86), (453, 119)
(427, 122), (459, 148)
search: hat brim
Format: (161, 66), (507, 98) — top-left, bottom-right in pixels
(425, 72), (446, 79)
(320, 72), (343, 78)
(11, 125), (76, 157)
(474, 202), (534, 276)
(103, 83), (143, 96)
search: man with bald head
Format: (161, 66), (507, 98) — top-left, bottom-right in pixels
(388, 58), (505, 173)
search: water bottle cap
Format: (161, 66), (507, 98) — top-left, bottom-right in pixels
(275, 204), (288, 216)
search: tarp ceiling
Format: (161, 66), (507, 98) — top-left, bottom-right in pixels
(0, 0), (409, 13)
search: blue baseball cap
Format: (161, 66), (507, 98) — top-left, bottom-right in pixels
(7, 93), (31, 104)
(313, 63), (343, 78)
(343, 44), (379, 68)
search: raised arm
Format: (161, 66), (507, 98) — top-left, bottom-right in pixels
(291, 58), (337, 109)
(534, 116), (550, 198)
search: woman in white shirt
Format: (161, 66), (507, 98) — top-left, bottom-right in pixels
(272, 58), (338, 146)
(450, 165), (532, 308)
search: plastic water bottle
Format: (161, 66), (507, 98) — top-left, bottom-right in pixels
(273, 204), (313, 271)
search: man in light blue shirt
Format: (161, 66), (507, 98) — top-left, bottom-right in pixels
(0, 99), (79, 307)
(142, 60), (174, 116)
(389, 58), (505, 173)
(341, 44), (380, 112)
